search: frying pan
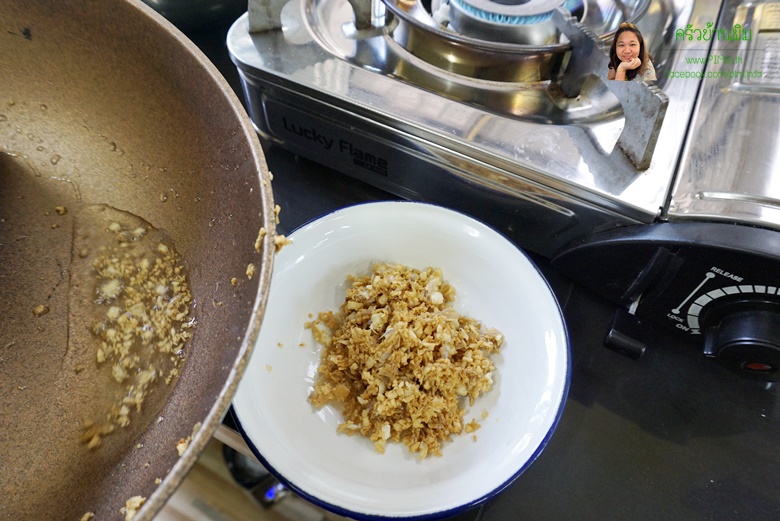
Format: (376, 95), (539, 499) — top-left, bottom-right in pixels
(0, 1), (275, 519)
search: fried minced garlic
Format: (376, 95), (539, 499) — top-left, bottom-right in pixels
(307, 262), (503, 459)
(255, 225), (292, 254)
(120, 495), (146, 521)
(254, 227), (267, 253)
(464, 418), (481, 433)
(176, 437), (189, 456)
(176, 421), (202, 456)
(273, 234), (292, 252)
(32, 304), (49, 317)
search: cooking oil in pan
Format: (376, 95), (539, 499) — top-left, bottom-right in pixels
(1, 151), (197, 454)
(70, 204), (196, 448)
(0, 146), (195, 442)
(2, 151), (203, 520)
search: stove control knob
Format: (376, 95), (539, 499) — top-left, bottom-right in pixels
(703, 309), (780, 381)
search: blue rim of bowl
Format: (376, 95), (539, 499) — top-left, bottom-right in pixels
(232, 200), (572, 521)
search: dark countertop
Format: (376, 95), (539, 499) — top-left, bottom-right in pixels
(185, 20), (780, 521)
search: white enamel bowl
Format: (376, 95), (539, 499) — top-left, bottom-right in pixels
(232, 201), (570, 520)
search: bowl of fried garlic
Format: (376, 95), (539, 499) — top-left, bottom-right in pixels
(232, 201), (570, 520)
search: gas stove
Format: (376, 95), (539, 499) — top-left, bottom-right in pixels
(228, 0), (780, 379)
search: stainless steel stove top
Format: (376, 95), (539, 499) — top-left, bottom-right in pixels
(228, 0), (780, 257)
(231, 0), (681, 247)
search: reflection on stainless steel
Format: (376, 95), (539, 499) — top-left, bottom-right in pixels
(670, 0), (780, 230)
(384, 0), (643, 81)
(345, 0), (382, 29)
(553, 7), (668, 169)
(696, 191), (780, 208)
(445, 0), (581, 45)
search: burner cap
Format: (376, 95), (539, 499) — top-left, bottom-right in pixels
(446, 0), (585, 44)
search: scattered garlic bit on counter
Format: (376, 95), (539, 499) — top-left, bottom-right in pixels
(254, 227), (267, 253)
(246, 263), (256, 280)
(230, 277), (238, 287)
(79, 512), (95, 521)
(55, 205), (68, 215)
(32, 304), (49, 317)
(154, 478), (162, 485)
(51, 223), (60, 229)
(120, 495), (146, 521)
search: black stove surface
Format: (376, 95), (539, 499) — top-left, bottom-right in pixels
(187, 22), (780, 521)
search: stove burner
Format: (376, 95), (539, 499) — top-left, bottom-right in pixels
(444, 0), (585, 44)
(451, 0), (569, 24)
(384, 0), (648, 81)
